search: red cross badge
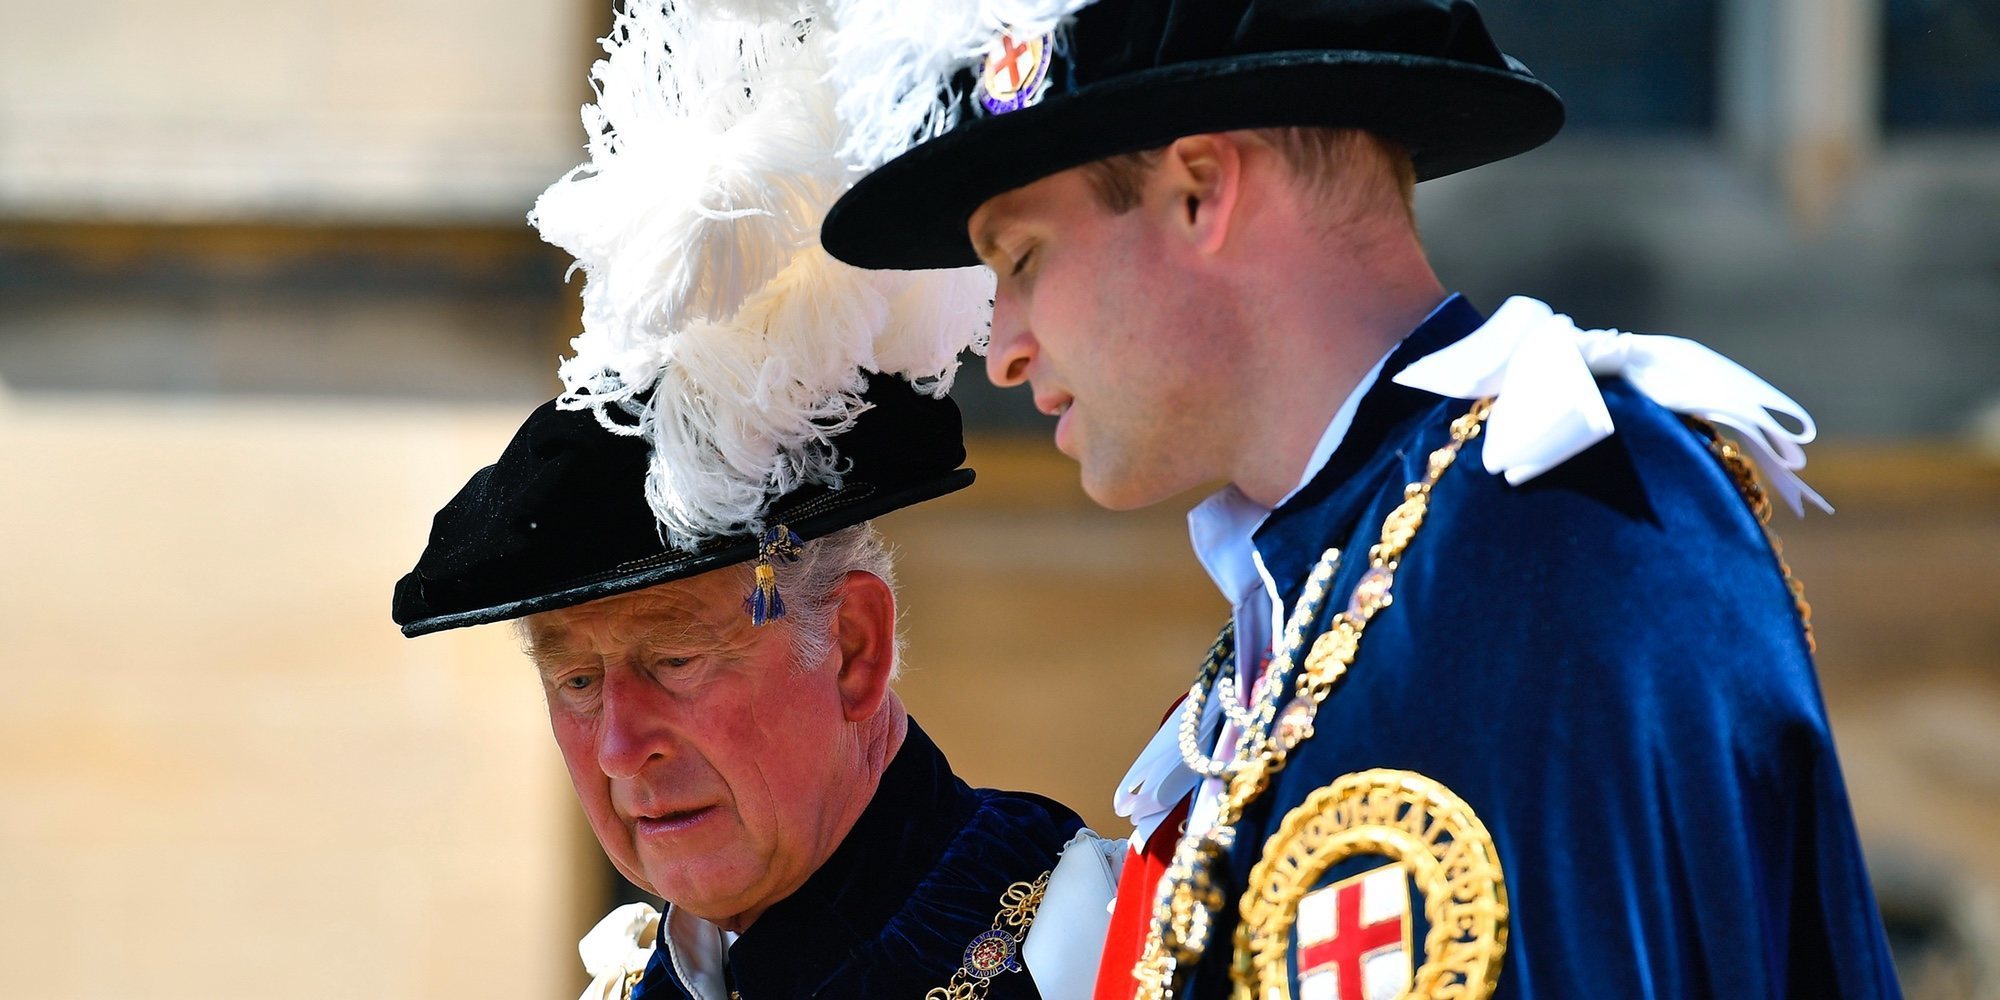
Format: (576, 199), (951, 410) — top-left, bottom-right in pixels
(978, 29), (1053, 115)
(1294, 862), (1413, 1000)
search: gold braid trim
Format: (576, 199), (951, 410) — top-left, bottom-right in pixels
(1687, 419), (1817, 653)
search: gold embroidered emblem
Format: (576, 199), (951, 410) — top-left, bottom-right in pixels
(1233, 769), (1508, 1000)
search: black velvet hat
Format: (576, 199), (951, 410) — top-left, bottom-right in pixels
(820, 0), (1564, 270)
(392, 375), (973, 638)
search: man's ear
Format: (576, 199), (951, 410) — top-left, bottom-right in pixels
(1159, 132), (1244, 255)
(830, 570), (896, 722)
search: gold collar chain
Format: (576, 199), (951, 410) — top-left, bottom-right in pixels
(1172, 625), (1237, 779)
(1175, 545), (1341, 783)
(1133, 399), (1494, 1000)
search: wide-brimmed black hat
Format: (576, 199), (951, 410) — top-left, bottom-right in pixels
(820, 0), (1563, 270)
(392, 375), (973, 637)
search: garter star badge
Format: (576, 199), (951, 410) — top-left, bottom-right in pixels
(1235, 769), (1509, 1000)
(964, 928), (1022, 979)
(978, 30), (1053, 115)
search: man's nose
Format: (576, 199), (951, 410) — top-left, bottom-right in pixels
(595, 668), (675, 780)
(985, 294), (1035, 388)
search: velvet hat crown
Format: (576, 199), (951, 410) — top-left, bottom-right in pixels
(817, 0), (1565, 270)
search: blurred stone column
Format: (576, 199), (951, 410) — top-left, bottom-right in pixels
(1722, 0), (1880, 228)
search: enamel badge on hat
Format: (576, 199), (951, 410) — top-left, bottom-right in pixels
(979, 29), (1055, 115)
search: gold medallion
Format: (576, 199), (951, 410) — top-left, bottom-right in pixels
(1233, 769), (1508, 1000)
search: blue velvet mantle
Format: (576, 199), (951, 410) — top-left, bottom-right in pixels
(1182, 297), (1903, 997)
(633, 718), (1083, 1000)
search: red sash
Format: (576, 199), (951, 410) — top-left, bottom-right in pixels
(1091, 793), (1190, 1000)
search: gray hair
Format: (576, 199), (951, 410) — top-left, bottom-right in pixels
(743, 522), (901, 677)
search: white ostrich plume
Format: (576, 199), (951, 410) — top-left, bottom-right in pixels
(531, 0), (993, 548)
(821, 0), (1097, 168)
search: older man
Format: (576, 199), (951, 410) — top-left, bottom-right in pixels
(393, 0), (1129, 995)
(816, 1), (1902, 998)
(395, 378), (1094, 1000)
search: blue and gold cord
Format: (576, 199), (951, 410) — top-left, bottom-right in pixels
(747, 524), (806, 626)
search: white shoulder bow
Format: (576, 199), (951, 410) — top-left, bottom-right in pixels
(1393, 296), (1831, 516)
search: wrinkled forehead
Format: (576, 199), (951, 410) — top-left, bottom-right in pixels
(520, 564), (754, 662)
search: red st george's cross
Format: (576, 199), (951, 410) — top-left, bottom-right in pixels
(1295, 864), (1411, 1000)
(991, 34), (1032, 90)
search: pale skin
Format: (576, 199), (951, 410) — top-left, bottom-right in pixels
(970, 130), (1448, 509)
(521, 567), (906, 932)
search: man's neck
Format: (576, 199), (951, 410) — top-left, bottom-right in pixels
(1228, 275), (1445, 507)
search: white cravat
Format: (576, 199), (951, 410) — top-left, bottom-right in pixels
(1393, 296), (1830, 515)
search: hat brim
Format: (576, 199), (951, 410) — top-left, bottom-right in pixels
(395, 467), (974, 638)
(823, 49), (1564, 270)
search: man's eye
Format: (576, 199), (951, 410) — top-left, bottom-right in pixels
(658, 656), (695, 670)
(1009, 246), (1036, 277)
(563, 674), (595, 691)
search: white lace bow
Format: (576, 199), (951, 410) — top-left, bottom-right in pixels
(577, 902), (661, 1000)
(1393, 296), (1831, 516)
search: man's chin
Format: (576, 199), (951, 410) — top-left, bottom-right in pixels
(643, 861), (756, 918)
(1078, 459), (1183, 512)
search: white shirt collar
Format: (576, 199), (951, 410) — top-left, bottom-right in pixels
(662, 904), (732, 1000)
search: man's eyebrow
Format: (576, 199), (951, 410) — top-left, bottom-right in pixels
(522, 637), (582, 677)
(518, 602), (750, 674)
(969, 216), (1007, 266)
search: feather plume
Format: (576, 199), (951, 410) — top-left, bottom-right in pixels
(531, 2), (842, 341)
(533, 0), (991, 547)
(821, 0), (1096, 167)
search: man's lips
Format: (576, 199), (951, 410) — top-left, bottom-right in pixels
(634, 805), (718, 836)
(1034, 390), (1076, 452)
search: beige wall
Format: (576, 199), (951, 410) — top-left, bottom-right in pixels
(0, 395), (590, 1000)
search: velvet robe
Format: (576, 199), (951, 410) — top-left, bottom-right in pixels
(1182, 297), (1902, 998)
